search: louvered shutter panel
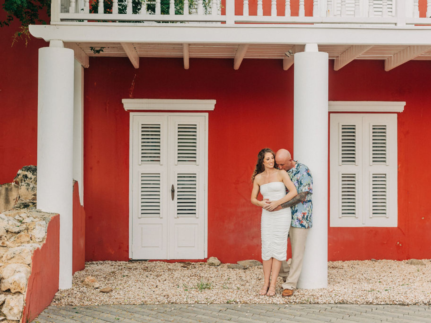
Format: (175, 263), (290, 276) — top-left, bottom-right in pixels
(363, 115), (397, 226)
(340, 173), (357, 218)
(176, 173), (198, 217)
(177, 124), (198, 164)
(331, 115), (363, 227)
(370, 173), (388, 218)
(340, 124), (357, 165)
(140, 124), (162, 164)
(369, 0), (395, 17)
(139, 173), (161, 218)
(333, 0), (356, 16)
(169, 116), (206, 260)
(371, 125), (387, 165)
(132, 115), (168, 259)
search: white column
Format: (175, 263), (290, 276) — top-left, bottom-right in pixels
(294, 43), (328, 289)
(73, 59), (84, 205)
(37, 40), (74, 290)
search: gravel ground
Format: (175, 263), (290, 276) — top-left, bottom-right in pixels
(52, 260), (431, 306)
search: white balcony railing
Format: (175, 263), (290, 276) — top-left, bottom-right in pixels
(52, 0), (431, 26)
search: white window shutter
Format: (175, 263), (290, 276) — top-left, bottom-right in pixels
(330, 115), (363, 227)
(363, 115), (397, 227)
(331, 113), (397, 227)
(140, 123), (162, 164)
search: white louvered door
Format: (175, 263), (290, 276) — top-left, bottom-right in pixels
(330, 114), (397, 227)
(168, 117), (206, 259)
(131, 114), (207, 260)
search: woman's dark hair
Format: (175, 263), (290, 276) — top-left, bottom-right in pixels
(251, 148), (277, 182)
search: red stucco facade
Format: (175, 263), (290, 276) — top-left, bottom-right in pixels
(1, 18), (431, 264)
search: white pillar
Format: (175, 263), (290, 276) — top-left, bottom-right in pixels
(73, 59), (84, 205)
(294, 44), (328, 289)
(37, 40), (74, 290)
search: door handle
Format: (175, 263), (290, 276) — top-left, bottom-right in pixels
(171, 184), (175, 201)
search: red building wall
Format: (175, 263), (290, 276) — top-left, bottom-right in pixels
(83, 57), (431, 262)
(1, 18), (431, 262)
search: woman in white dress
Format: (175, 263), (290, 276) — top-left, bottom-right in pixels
(251, 148), (297, 296)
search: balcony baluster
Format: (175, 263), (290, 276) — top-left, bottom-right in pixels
(98, 0), (103, 14)
(257, 0), (263, 16)
(285, 0), (291, 16)
(271, 0), (277, 16)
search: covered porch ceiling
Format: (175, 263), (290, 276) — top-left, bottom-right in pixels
(64, 42), (431, 71)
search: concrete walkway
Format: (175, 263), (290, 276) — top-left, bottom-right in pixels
(32, 304), (431, 323)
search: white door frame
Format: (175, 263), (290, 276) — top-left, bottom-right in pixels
(129, 112), (209, 259)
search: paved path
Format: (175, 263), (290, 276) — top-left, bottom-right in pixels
(33, 304), (431, 323)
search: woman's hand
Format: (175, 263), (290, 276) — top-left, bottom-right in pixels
(265, 201), (279, 211)
(259, 199), (270, 208)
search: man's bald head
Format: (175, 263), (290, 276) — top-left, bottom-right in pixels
(275, 149), (294, 171)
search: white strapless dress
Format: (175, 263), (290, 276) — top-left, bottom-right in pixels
(260, 182), (291, 261)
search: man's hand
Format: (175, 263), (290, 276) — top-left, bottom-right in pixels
(270, 205), (282, 212)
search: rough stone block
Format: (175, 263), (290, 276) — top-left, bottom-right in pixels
(2, 295), (24, 321)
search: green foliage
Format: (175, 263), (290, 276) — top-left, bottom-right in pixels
(196, 279), (212, 291)
(1, 0), (50, 28)
(1, 0), (214, 44)
(90, 0), (213, 18)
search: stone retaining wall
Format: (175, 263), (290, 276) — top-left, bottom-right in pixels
(0, 166), (64, 322)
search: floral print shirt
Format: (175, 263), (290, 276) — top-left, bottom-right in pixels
(287, 161), (313, 229)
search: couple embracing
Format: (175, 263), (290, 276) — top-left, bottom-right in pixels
(251, 148), (313, 297)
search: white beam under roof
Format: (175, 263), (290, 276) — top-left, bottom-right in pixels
(121, 42), (139, 69)
(234, 44), (249, 70)
(183, 44), (190, 70)
(29, 25), (431, 46)
(283, 45), (304, 71)
(385, 45), (431, 71)
(334, 45), (373, 71)
(64, 43), (89, 68)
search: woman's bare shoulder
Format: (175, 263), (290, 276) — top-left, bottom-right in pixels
(254, 173), (262, 184)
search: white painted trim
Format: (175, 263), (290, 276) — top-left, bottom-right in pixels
(128, 112), (209, 260)
(30, 24), (431, 46)
(123, 99), (216, 111)
(329, 101), (405, 112)
(121, 43), (139, 69)
(73, 59), (84, 205)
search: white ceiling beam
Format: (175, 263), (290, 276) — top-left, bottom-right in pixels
(283, 45), (305, 71)
(121, 42), (139, 69)
(234, 44), (249, 70)
(64, 43), (89, 68)
(183, 44), (190, 70)
(334, 45), (373, 71)
(385, 46), (431, 71)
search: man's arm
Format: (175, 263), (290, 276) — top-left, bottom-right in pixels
(279, 192), (309, 209)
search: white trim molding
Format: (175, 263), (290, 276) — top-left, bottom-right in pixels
(329, 101), (405, 113)
(123, 99), (216, 111)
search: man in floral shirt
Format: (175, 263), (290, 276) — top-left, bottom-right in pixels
(266, 149), (313, 297)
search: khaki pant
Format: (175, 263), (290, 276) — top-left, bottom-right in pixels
(281, 227), (309, 290)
